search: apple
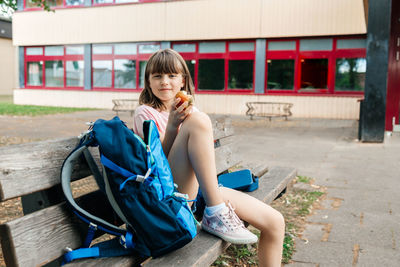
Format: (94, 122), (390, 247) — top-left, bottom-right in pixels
(175, 91), (194, 107)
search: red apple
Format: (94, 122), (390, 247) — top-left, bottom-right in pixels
(175, 91), (194, 107)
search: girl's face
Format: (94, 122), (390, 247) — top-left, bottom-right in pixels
(149, 72), (185, 106)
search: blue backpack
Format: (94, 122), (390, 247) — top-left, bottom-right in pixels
(60, 116), (198, 263)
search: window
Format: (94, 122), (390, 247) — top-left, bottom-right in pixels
(268, 41), (296, 51)
(337, 39), (366, 49)
(266, 40), (296, 92)
(267, 60), (295, 90)
(139, 44), (160, 54)
(66, 0), (85, 5)
(93, 60), (112, 87)
(173, 41), (255, 92)
(66, 61), (84, 87)
(27, 62), (43, 86)
(26, 47), (43, 56)
(115, 59), (136, 89)
(25, 45), (84, 89)
(45, 60), (64, 87)
(139, 61), (147, 89)
(198, 59), (224, 90)
(335, 58), (366, 91)
(174, 44), (196, 53)
(185, 60), (195, 82)
(228, 60), (253, 89)
(91, 42), (158, 89)
(300, 59), (328, 89)
(199, 42), (225, 53)
(46, 0), (63, 7)
(300, 39), (333, 51)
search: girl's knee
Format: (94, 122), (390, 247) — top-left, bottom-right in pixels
(184, 111), (212, 131)
(261, 207), (285, 236)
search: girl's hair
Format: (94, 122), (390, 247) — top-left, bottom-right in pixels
(139, 48), (194, 110)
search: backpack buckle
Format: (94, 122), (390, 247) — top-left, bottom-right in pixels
(173, 192), (189, 200)
(136, 168), (152, 183)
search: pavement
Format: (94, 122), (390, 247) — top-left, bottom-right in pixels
(1, 110), (399, 267)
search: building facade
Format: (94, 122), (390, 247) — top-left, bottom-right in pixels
(12, 0), (368, 119)
(0, 16), (15, 96)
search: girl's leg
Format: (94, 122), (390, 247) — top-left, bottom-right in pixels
(167, 111), (223, 206)
(220, 187), (285, 267)
(168, 111), (258, 244)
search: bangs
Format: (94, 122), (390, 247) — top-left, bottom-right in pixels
(147, 51), (184, 75)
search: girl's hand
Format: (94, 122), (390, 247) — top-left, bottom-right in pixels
(168, 97), (193, 129)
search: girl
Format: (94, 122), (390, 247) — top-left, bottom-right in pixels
(133, 49), (285, 267)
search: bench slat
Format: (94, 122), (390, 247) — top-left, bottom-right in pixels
(0, 141), (239, 266)
(0, 138), (90, 201)
(0, 117), (233, 201)
(0, 191), (122, 267)
(69, 166), (295, 267)
(143, 166), (296, 267)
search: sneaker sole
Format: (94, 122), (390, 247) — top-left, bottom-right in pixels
(201, 224), (258, 245)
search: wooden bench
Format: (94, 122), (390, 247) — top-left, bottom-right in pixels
(246, 102), (293, 121)
(0, 116), (296, 267)
(112, 99), (139, 116)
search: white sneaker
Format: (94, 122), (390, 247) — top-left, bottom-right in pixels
(201, 203), (258, 244)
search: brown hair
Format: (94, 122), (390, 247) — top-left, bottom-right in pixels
(139, 48), (194, 110)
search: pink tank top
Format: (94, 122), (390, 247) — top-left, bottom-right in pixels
(133, 105), (199, 139)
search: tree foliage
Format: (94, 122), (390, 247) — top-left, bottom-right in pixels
(0, 0), (52, 16)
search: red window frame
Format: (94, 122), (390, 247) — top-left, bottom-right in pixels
(265, 37), (366, 96)
(265, 39), (298, 94)
(173, 40), (256, 95)
(25, 46), (85, 90)
(23, 0), (165, 10)
(331, 38), (366, 95)
(172, 41), (198, 92)
(91, 42), (159, 91)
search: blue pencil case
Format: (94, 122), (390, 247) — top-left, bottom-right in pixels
(217, 169), (259, 192)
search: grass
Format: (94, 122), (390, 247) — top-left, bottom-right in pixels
(212, 176), (325, 266)
(0, 102), (94, 116)
(297, 175), (311, 183)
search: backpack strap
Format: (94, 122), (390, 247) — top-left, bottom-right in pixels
(61, 145), (127, 236)
(62, 237), (134, 265)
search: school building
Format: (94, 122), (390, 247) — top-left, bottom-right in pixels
(11, 0), (398, 131)
(0, 16), (14, 96)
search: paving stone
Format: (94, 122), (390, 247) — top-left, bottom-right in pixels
(357, 244), (400, 267)
(292, 238), (353, 266)
(287, 261), (317, 267)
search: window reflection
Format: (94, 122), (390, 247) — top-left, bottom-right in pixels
(27, 62), (43, 86)
(228, 60), (253, 89)
(139, 61), (147, 88)
(300, 59), (328, 89)
(198, 59), (224, 90)
(66, 61), (84, 87)
(115, 0), (139, 3)
(93, 60), (112, 87)
(335, 58), (366, 91)
(65, 0), (84, 5)
(47, 0), (64, 7)
(115, 59), (136, 89)
(267, 60), (294, 90)
(185, 60), (195, 82)
(93, 0), (113, 4)
(45, 61), (64, 87)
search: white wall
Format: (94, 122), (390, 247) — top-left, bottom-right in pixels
(0, 38), (15, 95)
(14, 89), (361, 119)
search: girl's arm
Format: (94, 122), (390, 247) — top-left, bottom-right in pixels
(161, 98), (192, 157)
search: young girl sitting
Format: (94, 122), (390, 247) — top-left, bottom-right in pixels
(133, 48), (285, 267)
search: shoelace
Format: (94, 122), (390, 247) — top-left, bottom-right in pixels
(221, 202), (245, 231)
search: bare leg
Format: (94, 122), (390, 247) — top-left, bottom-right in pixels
(220, 187), (285, 267)
(167, 111), (223, 206)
